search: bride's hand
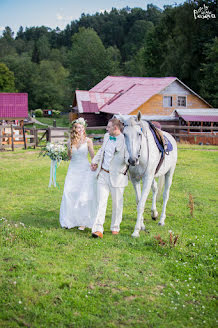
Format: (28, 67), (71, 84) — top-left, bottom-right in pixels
(91, 163), (98, 171)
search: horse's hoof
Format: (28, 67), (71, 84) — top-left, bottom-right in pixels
(158, 222), (165, 226)
(132, 231), (140, 238)
(151, 210), (158, 220)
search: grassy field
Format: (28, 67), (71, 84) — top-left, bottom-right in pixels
(0, 145), (217, 327)
(35, 115), (70, 128)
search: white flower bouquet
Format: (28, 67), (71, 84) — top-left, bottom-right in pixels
(40, 142), (68, 162)
(39, 142), (69, 187)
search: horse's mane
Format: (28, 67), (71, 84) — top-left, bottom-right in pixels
(125, 117), (138, 126)
(125, 116), (148, 129)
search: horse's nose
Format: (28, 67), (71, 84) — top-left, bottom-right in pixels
(128, 158), (136, 166)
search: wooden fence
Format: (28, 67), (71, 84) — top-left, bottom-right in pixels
(0, 124), (217, 151)
(0, 125), (107, 151)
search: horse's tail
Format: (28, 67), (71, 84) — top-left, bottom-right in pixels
(157, 176), (165, 200)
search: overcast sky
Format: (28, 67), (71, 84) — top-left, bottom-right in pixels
(0, 0), (186, 36)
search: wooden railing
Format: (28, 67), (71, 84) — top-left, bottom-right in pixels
(0, 126), (107, 151)
(1, 124), (217, 151)
(0, 125), (37, 151)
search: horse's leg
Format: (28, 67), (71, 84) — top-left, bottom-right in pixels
(151, 179), (158, 220)
(132, 176), (153, 237)
(132, 180), (145, 231)
(158, 168), (175, 226)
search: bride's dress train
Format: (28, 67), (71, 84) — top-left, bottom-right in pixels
(59, 142), (97, 229)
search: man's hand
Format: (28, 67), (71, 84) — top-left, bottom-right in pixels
(91, 163), (98, 171)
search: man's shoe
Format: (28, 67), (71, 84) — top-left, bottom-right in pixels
(112, 231), (119, 235)
(92, 231), (103, 238)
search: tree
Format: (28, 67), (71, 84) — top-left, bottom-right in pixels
(106, 46), (123, 75)
(200, 37), (218, 107)
(32, 35), (50, 63)
(2, 26), (14, 42)
(0, 63), (16, 92)
(122, 20), (154, 60)
(32, 60), (70, 110)
(68, 27), (111, 90)
(0, 27), (16, 58)
(2, 54), (38, 108)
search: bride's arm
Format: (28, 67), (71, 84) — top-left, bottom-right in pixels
(87, 138), (95, 159)
(67, 139), (72, 159)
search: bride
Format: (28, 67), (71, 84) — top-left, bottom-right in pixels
(59, 118), (97, 230)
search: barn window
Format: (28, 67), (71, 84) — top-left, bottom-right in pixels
(163, 96), (172, 107)
(177, 96), (186, 107)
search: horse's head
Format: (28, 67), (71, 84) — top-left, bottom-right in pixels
(122, 112), (143, 166)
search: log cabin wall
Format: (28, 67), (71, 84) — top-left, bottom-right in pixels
(131, 81), (210, 116)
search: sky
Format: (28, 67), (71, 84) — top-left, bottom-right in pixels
(0, 0), (186, 36)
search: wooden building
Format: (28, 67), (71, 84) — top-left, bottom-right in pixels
(43, 109), (53, 117)
(73, 76), (212, 126)
(0, 93), (28, 125)
(0, 93), (28, 147)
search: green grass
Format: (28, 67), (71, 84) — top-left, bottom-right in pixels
(35, 115), (70, 127)
(0, 145), (217, 327)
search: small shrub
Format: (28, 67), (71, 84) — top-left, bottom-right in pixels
(53, 110), (61, 118)
(34, 109), (43, 117)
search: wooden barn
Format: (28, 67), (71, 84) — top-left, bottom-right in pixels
(0, 93), (28, 147)
(0, 93), (28, 125)
(72, 76), (212, 126)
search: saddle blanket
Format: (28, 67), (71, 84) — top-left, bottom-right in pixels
(149, 126), (173, 155)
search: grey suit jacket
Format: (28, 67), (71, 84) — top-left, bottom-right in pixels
(92, 133), (129, 188)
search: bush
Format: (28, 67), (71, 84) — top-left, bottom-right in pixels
(53, 110), (61, 118)
(34, 109), (43, 117)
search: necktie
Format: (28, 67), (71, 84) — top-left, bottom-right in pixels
(109, 136), (116, 141)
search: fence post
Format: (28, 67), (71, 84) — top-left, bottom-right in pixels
(23, 126), (27, 149)
(34, 128), (38, 147)
(47, 127), (51, 142)
(211, 122), (213, 134)
(11, 125), (14, 151)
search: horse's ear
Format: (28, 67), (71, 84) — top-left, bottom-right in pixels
(137, 111), (142, 122)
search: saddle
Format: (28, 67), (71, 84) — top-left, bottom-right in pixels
(147, 121), (173, 174)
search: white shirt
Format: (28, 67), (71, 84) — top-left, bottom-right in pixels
(102, 134), (121, 171)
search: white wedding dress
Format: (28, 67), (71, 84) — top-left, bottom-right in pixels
(59, 141), (97, 229)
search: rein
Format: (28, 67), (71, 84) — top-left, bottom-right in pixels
(123, 121), (150, 179)
(139, 121), (150, 178)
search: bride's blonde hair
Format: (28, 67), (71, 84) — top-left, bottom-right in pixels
(70, 123), (86, 151)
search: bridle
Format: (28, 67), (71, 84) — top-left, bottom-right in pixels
(123, 121), (149, 174)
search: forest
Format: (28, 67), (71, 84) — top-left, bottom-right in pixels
(0, 0), (217, 111)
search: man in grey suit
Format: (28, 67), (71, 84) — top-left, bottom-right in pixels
(91, 118), (129, 238)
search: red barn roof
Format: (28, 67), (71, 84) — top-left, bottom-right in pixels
(0, 93), (28, 119)
(76, 76), (177, 114)
(75, 76), (211, 114)
(91, 76), (177, 114)
(75, 90), (116, 113)
(175, 108), (218, 122)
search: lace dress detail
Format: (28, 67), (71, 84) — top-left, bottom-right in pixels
(59, 142), (97, 229)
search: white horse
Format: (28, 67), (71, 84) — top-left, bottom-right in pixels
(119, 112), (177, 237)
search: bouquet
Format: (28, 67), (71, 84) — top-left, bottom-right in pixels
(39, 142), (69, 187)
(40, 142), (69, 162)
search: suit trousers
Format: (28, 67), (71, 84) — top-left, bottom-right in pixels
(92, 170), (125, 233)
